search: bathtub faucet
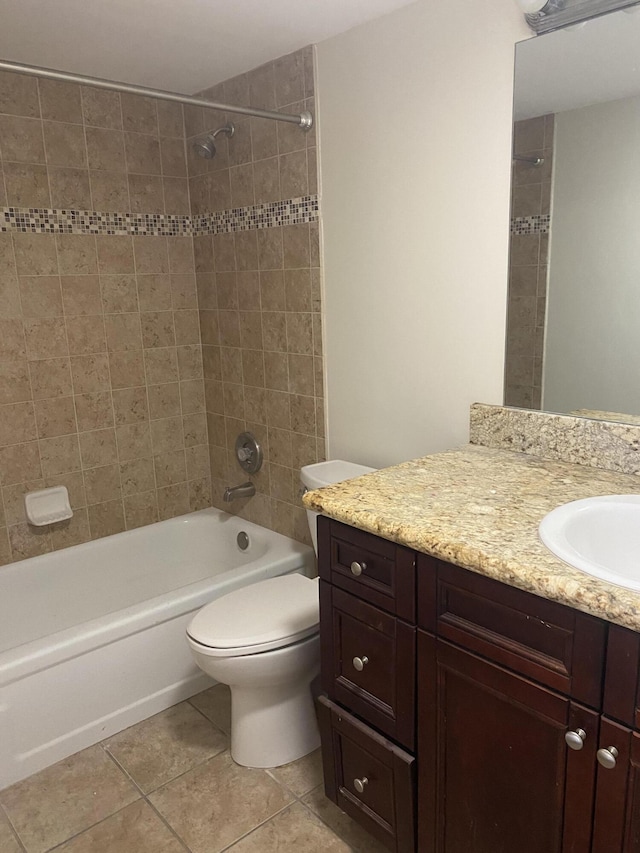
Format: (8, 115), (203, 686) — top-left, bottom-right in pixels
(223, 481), (256, 502)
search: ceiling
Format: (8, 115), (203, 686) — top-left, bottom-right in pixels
(0, 0), (417, 95)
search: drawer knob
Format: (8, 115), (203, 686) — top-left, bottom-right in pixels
(597, 746), (619, 770)
(352, 656), (369, 672)
(350, 561), (366, 576)
(353, 776), (369, 793)
(565, 729), (587, 751)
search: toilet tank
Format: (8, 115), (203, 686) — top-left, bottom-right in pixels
(300, 460), (376, 555)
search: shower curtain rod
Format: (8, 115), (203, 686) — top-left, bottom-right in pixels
(0, 58), (313, 130)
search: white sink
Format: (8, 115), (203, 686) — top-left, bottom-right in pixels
(539, 495), (640, 591)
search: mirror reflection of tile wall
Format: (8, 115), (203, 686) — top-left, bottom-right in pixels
(505, 114), (554, 410)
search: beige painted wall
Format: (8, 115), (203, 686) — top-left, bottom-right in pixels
(316, 0), (530, 467)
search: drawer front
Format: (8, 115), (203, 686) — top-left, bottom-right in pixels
(318, 516), (415, 621)
(422, 558), (606, 707)
(321, 582), (416, 749)
(317, 695), (416, 853)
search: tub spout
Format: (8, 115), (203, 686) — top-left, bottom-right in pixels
(223, 482), (256, 502)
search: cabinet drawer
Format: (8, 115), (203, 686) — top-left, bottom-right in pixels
(421, 557), (606, 707)
(320, 582), (415, 749)
(318, 516), (415, 621)
(317, 695), (416, 853)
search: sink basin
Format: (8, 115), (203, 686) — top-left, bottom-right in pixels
(539, 495), (640, 591)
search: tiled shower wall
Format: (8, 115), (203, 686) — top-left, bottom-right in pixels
(0, 74), (208, 565)
(0, 46), (323, 565)
(188, 47), (325, 545)
(505, 114), (554, 410)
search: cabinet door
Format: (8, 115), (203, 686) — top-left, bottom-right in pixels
(592, 718), (640, 853)
(417, 632), (598, 853)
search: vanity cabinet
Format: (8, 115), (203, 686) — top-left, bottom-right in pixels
(317, 515), (640, 852)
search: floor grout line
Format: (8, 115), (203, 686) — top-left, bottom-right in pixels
(0, 801), (28, 853)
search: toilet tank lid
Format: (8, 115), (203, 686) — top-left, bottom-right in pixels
(187, 574), (319, 651)
(300, 459), (375, 490)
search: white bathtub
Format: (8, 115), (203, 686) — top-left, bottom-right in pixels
(0, 508), (315, 790)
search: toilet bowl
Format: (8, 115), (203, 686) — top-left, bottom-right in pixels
(186, 459), (375, 768)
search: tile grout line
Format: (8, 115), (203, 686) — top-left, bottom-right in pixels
(0, 801), (28, 853)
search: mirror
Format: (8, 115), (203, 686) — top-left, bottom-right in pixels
(505, 8), (640, 424)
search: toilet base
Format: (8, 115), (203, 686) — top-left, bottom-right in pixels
(230, 681), (320, 768)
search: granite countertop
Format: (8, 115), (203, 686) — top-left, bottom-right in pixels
(303, 445), (640, 632)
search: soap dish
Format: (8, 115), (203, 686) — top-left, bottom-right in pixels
(24, 486), (73, 526)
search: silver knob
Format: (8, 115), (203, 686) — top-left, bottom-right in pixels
(350, 561), (366, 576)
(565, 729), (587, 751)
(597, 747), (619, 770)
(352, 656), (369, 672)
(353, 777), (368, 793)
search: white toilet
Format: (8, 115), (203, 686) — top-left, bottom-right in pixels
(186, 459), (375, 768)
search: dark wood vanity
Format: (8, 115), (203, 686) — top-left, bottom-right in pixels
(316, 515), (640, 853)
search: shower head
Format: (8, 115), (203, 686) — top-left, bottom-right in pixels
(193, 123), (235, 159)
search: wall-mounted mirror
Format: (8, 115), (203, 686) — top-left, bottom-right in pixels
(505, 8), (640, 424)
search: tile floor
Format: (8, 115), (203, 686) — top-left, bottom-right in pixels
(0, 685), (387, 853)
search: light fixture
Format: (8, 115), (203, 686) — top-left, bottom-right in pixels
(517, 0), (640, 33)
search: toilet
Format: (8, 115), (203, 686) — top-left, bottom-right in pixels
(186, 459), (375, 768)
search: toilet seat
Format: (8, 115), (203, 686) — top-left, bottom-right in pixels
(187, 574), (319, 657)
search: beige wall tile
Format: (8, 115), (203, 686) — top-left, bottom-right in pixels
(49, 167), (92, 209)
(39, 434), (81, 476)
(124, 490), (159, 529)
(137, 274), (172, 310)
(61, 275), (102, 315)
(0, 401), (37, 446)
(0, 318), (26, 359)
(79, 428), (118, 468)
(24, 317), (69, 360)
(65, 315), (107, 355)
(30, 357), (73, 399)
(70, 353), (110, 394)
(12, 233), (58, 275)
(56, 236), (98, 275)
(112, 386), (149, 425)
(90, 170), (130, 211)
(156, 482), (189, 520)
(81, 87), (122, 129)
(43, 120), (87, 168)
(120, 457), (155, 495)
(0, 114), (45, 163)
(105, 313), (143, 352)
(83, 464), (122, 505)
(50, 509), (91, 550)
(3, 162), (51, 207)
(109, 351), (145, 388)
(35, 396), (77, 439)
(121, 94), (158, 135)
(148, 382), (181, 419)
(0, 70), (40, 117)
(39, 79), (82, 124)
(8, 522), (51, 560)
(88, 499), (126, 537)
(75, 391), (114, 431)
(100, 274), (139, 313)
(116, 422), (152, 462)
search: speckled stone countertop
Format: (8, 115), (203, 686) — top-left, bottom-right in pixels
(303, 445), (640, 632)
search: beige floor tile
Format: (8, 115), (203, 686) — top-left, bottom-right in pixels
(104, 701), (228, 793)
(226, 802), (351, 852)
(189, 684), (231, 734)
(0, 808), (24, 853)
(266, 749), (323, 797)
(53, 800), (185, 853)
(303, 785), (388, 853)
(0, 745), (140, 853)
(149, 750), (294, 853)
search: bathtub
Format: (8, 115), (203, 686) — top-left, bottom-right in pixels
(0, 508), (315, 789)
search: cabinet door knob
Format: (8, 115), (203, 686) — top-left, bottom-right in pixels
(597, 747), (619, 770)
(353, 776), (369, 793)
(565, 728), (587, 751)
(352, 656), (369, 672)
(350, 561), (366, 576)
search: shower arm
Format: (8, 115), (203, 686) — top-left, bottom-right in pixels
(0, 58), (313, 130)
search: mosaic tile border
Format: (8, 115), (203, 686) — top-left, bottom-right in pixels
(470, 403), (640, 477)
(510, 214), (550, 236)
(0, 195), (319, 238)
